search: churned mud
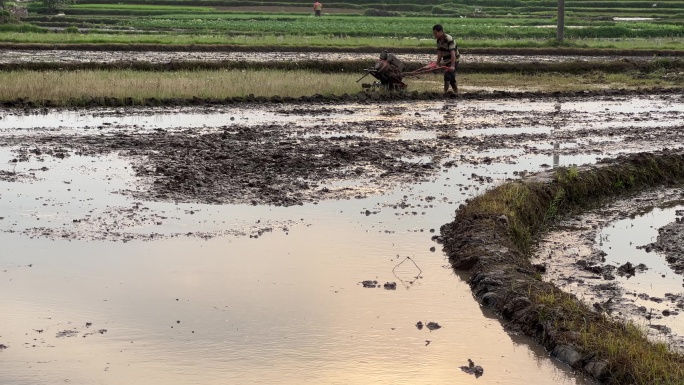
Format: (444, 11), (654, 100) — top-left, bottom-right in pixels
(1, 93), (682, 230)
(2, 93), (683, 212)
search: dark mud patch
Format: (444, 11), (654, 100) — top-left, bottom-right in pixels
(1, 123), (441, 207)
(118, 129), (438, 206)
(2, 87), (684, 109)
(0, 169), (39, 182)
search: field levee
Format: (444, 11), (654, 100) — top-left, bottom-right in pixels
(439, 151), (684, 384)
(1, 44), (683, 57)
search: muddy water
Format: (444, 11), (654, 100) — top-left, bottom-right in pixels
(0, 49), (653, 64)
(2, 95), (684, 384)
(535, 189), (684, 352)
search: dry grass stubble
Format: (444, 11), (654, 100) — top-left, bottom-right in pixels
(0, 69), (676, 102)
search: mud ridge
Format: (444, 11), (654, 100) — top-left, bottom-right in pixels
(2, 87), (683, 109)
(1, 43), (683, 57)
(439, 151), (684, 383)
(2, 58), (683, 74)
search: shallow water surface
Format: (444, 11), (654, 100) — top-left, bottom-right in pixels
(3, 95), (684, 384)
(598, 205), (684, 336)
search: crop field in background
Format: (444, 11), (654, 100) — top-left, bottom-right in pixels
(0, 0), (677, 49)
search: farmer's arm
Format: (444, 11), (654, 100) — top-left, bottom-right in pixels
(449, 49), (456, 71)
(436, 51), (443, 65)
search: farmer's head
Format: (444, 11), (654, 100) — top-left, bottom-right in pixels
(432, 24), (444, 39)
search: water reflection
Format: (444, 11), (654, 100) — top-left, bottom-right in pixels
(5, 96), (682, 384)
(463, 270), (592, 385)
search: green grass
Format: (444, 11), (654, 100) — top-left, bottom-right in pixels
(69, 4), (215, 12)
(13, 6), (684, 40)
(534, 287), (684, 385)
(3, 30), (684, 50)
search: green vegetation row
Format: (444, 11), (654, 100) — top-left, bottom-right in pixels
(17, 0), (684, 21)
(2, 30), (684, 51)
(63, 0), (684, 11)
(11, 10), (684, 40)
(52, 5), (684, 18)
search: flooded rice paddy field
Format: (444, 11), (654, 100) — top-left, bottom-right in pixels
(0, 49), (656, 65)
(1, 93), (684, 384)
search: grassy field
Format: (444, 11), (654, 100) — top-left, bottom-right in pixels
(2, 32), (684, 51)
(0, 69), (679, 104)
(0, 1), (679, 49)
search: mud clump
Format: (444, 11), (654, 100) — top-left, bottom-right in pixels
(459, 358), (484, 377)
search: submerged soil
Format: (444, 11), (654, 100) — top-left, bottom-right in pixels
(2, 91), (684, 384)
(2, 93), (683, 208)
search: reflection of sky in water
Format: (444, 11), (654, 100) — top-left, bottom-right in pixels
(598, 206), (684, 295)
(0, 165), (591, 384)
(7, 95), (683, 384)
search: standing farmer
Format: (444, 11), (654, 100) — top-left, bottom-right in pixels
(313, 1), (322, 16)
(432, 24), (460, 95)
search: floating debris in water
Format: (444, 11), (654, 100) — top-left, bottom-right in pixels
(460, 359), (484, 377)
(426, 322), (442, 331)
(383, 282), (397, 290)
